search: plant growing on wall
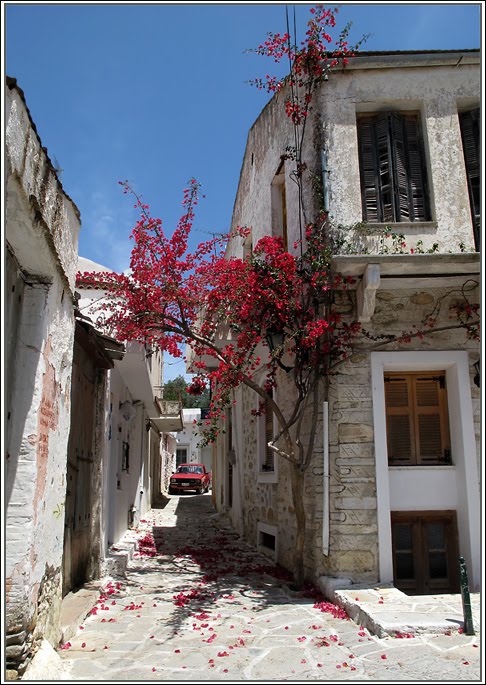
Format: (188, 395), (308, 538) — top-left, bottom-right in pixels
(79, 5), (479, 584)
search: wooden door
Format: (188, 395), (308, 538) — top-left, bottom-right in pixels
(391, 511), (460, 595)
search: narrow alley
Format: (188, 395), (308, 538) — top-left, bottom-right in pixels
(30, 494), (481, 682)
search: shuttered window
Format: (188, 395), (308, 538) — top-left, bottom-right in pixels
(263, 393), (275, 471)
(459, 108), (480, 250)
(357, 112), (431, 223)
(385, 372), (451, 466)
(271, 161), (288, 250)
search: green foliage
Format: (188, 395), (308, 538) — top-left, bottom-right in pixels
(163, 375), (210, 408)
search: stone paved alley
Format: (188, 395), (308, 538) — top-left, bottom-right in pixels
(29, 493), (481, 682)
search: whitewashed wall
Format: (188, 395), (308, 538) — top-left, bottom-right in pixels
(5, 80), (80, 675)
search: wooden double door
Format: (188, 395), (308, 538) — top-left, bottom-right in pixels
(391, 511), (460, 595)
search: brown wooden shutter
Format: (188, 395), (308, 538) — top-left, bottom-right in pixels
(459, 108), (480, 249)
(414, 375), (450, 465)
(385, 372), (451, 466)
(385, 376), (414, 465)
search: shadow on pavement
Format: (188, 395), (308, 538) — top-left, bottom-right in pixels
(121, 494), (340, 641)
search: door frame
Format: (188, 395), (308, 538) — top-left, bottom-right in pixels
(371, 351), (480, 590)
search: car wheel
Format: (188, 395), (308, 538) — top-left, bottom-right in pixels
(169, 487), (175, 495)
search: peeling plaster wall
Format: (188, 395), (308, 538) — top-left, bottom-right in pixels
(5, 82), (80, 675)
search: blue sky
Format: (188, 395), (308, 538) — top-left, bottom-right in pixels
(5, 1), (482, 378)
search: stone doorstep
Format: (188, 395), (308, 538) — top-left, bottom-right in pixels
(58, 534), (142, 642)
(59, 586), (102, 644)
(102, 535), (139, 577)
(333, 586), (481, 638)
(58, 536), (139, 645)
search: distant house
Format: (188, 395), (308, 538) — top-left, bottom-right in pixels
(210, 50), (480, 595)
(175, 408), (212, 473)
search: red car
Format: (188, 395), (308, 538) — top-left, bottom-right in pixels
(169, 464), (211, 495)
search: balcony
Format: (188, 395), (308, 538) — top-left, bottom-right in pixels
(152, 396), (184, 432)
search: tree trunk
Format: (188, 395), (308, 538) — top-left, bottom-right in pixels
(290, 465), (306, 586)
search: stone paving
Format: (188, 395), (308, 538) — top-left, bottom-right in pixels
(37, 494), (481, 681)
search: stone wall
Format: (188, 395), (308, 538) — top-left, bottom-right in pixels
(315, 284), (480, 582)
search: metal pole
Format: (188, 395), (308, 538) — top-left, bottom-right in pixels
(459, 556), (475, 635)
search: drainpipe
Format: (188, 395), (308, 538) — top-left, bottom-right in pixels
(322, 401), (330, 555)
(320, 148), (329, 213)
(231, 389), (244, 536)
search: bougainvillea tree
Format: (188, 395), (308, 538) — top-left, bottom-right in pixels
(79, 6), (479, 584)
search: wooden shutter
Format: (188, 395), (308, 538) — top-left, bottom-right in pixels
(414, 375), (450, 465)
(459, 108), (480, 249)
(390, 112), (410, 221)
(358, 116), (381, 222)
(385, 372), (451, 466)
(385, 376), (414, 465)
(400, 114), (429, 221)
(358, 112), (430, 223)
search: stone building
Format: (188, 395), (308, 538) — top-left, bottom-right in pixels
(5, 77), (81, 675)
(211, 50), (480, 595)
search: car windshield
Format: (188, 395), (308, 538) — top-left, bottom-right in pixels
(177, 465), (203, 474)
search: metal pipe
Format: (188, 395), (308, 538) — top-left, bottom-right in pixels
(459, 556), (475, 635)
(322, 401), (330, 555)
(320, 148), (329, 213)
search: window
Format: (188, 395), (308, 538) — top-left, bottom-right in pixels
(257, 522), (278, 560)
(121, 441), (130, 471)
(271, 162), (288, 250)
(391, 511), (459, 594)
(176, 448), (187, 467)
(261, 393), (275, 472)
(357, 112), (431, 223)
(226, 407), (233, 508)
(459, 108), (480, 250)
(242, 231), (253, 261)
(384, 371), (451, 466)
(257, 391), (278, 482)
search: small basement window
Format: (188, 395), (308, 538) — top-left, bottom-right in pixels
(257, 522), (278, 560)
(260, 531), (276, 551)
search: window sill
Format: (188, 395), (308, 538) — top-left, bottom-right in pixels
(362, 221), (438, 233)
(388, 464), (455, 470)
(258, 470), (278, 484)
